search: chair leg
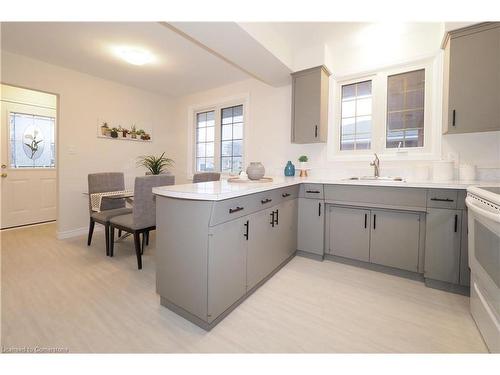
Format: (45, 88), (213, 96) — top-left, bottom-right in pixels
(105, 224), (110, 256)
(87, 218), (95, 246)
(109, 225), (115, 257)
(141, 232), (145, 255)
(145, 231), (149, 246)
(118, 229), (122, 237)
(133, 232), (142, 270)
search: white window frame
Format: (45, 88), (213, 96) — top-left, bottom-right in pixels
(328, 55), (442, 161)
(187, 94), (249, 179)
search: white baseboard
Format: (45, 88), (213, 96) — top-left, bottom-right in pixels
(57, 224), (103, 240)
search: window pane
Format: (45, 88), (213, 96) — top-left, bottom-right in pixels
(206, 111), (214, 123)
(233, 123), (243, 139)
(232, 140), (243, 156)
(233, 105), (243, 123)
(9, 113), (56, 168)
(221, 107), (233, 124)
(205, 142), (214, 157)
(196, 143), (206, 158)
(341, 100), (355, 118)
(221, 124), (232, 140)
(221, 141), (232, 156)
(196, 127), (206, 142)
(386, 69), (425, 148)
(340, 80), (372, 151)
(232, 157), (243, 172)
(206, 126), (215, 142)
(221, 157), (232, 172)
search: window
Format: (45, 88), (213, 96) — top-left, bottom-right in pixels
(331, 58), (437, 161)
(9, 112), (55, 168)
(193, 102), (245, 175)
(221, 105), (243, 173)
(340, 80), (372, 150)
(195, 111), (215, 172)
(386, 69), (425, 148)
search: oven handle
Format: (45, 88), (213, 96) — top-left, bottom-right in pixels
(466, 197), (500, 223)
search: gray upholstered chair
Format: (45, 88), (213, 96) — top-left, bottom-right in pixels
(192, 172), (221, 183)
(87, 173), (132, 256)
(109, 174), (175, 269)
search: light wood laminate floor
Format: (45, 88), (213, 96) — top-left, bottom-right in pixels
(1, 223), (487, 353)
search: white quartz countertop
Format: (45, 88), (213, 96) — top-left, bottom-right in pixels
(152, 176), (494, 201)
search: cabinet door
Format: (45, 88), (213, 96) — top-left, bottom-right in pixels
(424, 208), (461, 284)
(247, 207), (278, 290)
(275, 199), (298, 263)
(207, 217), (248, 322)
(292, 69), (320, 144)
(447, 26), (500, 134)
(329, 206), (370, 262)
(297, 198), (325, 256)
(460, 209), (470, 286)
(370, 210), (420, 272)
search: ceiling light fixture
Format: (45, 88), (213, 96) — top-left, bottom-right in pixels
(113, 46), (155, 66)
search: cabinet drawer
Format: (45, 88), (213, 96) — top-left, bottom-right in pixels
(427, 189), (458, 209)
(299, 184), (324, 199)
(276, 185), (299, 202)
(210, 196), (257, 226)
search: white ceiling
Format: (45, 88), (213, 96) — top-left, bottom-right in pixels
(0, 22), (249, 97)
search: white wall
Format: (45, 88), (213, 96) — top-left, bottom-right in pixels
(1, 52), (183, 237)
(174, 76), (500, 182)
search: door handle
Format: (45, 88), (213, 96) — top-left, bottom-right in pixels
(261, 198), (272, 205)
(364, 213), (367, 229)
(454, 214), (458, 233)
(430, 198), (454, 202)
(1, 173), (7, 178)
(270, 211), (275, 227)
(282, 193), (290, 198)
(373, 214), (376, 230)
(229, 206), (244, 214)
(452, 109), (456, 126)
(274, 209), (279, 225)
(318, 202), (321, 216)
(244, 220), (249, 240)
(314, 125), (318, 138)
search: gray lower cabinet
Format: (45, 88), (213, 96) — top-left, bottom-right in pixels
(276, 199), (298, 263)
(329, 206), (370, 262)
(370, 210), (420, 272)
(297, 197), (324, 256)
(424, 208), (462, 284)
(207, 216), (248, 322)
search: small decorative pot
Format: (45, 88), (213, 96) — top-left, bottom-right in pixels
(246, 162), (265, 180)
(299, 161), (309, 177)
(284, 161), (295, 176)
(101, 126), (108, 136)
(110, 130), (118, 138)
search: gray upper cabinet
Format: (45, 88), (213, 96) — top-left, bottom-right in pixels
(370, 210), (420, 272)
(291, 66), (330, 143)
(297, 198), (324, 256)
(207, 216), (248, 322)
(329, 206), (370, 262)
(442, 23), (500, 134)
(424, 208), (462, 284)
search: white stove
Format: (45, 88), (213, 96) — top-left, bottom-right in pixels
(466, 185), (500, 353)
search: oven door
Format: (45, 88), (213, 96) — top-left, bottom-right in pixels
(466, 196), (500, 353)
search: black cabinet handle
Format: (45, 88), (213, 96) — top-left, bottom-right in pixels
(229, 206), (244, 214)
(306, 190), (320, 194)
(452, 110), (456, 126)
(364, 213), (367, 229)
(244, 220), (249, 240)
(430, 198), (454, 202)
(270, 211), (275, 227)
(261, 198), (272, 205)
(454, 214), (458, 233)
(274, 209), (279, 225)
(373, 214), (376, 230)
(282, 193), (291, 198)
(314, 125), (318, 138)
(318, 202), (321, 216)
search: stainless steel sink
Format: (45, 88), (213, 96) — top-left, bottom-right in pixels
(345, 176), (405, 182)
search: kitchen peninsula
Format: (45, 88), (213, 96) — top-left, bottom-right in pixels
(153, 177), (480, 330)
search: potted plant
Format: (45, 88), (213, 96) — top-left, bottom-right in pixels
(119, 127), (129, 138)
(130, 125), (137, 139)
(298, 155), (309, 177)
(110, 127), (119, 138)
(137, 152), (174, 175)
(100, 122), (110, 136)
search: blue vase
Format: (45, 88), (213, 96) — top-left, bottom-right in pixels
(284, 161), (295, 176)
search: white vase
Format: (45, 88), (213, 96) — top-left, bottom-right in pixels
(246, 162), (265, 180)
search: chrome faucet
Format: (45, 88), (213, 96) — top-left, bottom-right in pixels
(370, 153), (380, 178)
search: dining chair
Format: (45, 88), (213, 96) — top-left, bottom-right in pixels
(109, 174), (175, 269)
(192, 172), (221, 183)
(87, 172), (132, 256)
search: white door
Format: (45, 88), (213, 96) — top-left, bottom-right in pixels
(1, 100), (57, 229)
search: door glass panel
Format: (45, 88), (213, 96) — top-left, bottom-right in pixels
(9, 112), (56, 168)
